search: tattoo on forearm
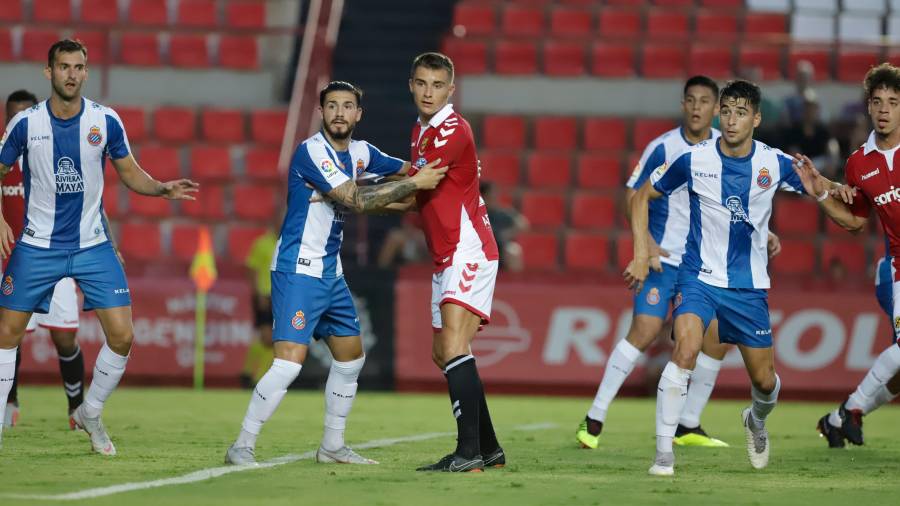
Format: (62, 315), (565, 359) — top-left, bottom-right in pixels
(330, 179), (418, 212)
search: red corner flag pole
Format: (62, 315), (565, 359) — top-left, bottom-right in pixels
(189, 227), (217, 390)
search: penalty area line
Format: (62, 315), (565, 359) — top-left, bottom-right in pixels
(5, 422), (559, 501)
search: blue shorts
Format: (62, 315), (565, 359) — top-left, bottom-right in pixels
(875, 256), (893, 318)
(271, 271), (360, 345)
(634, 262), (679, 319)
(673, 276), (772, 348)
(0, 241), (130, 313)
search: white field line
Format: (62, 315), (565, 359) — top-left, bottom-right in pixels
(5, 422), (559, 501)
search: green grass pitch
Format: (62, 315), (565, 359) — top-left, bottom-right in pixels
(1, 386), (899, 505)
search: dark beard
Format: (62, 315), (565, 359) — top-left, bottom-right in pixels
(325, 123), (352, 140)
(52, 81), (79, 101)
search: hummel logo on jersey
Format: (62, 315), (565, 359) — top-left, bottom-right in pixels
(55, 157), (84, 194)
(861, 168), (880, 181)
(874, 186), (900, 206)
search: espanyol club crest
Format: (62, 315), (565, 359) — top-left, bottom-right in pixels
(1, 275), (13, 296)
(646, 287), (660, 305)
(356, 158), (365, 176)
(87, 125), (103, 146)
(757, 167), (772, 189)
(291, 310), (306, 330)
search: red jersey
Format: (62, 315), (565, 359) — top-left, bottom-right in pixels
(409, 104), (498, 271)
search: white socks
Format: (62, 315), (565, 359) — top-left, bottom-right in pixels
(0, 347), (16, 431)
(587, 339), (642, 422)
(236, 358), (302, 448)
(846, 345), (900, 412)
(750, 374), (781, 429)
(321, 356), (365, 451)
(868, 384), (898, 414)
(83, 344), (128, 418)
(655, 361), (691, 454)
(679, 352), (722, 429)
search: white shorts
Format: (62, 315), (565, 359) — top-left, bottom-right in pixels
(25, 277), (80, 332)
(431, 259), (498, 331)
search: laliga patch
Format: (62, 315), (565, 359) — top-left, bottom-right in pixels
(291, 310), (306, 330)
(894, 316), (900, 331)
(652, 162), (668, 179)
(87, 125), (103, 146)
(1, 275), (13, 296)
(646, 287), (661, 305)
(320, 159), (339, 180)
(756, 167), (772, 189)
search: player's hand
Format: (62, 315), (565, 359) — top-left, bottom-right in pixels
(0, 218), (13, 259)
(767, 232), (781, 258)
(624, 258), (649, 292)
(306, 183), (329, 203)
(161, 179), (200, 200)
(829, 184), (857, 205)
(792, 154), (828, 198)
(410, 158), (448, 190)
(648, 237), (669, 272)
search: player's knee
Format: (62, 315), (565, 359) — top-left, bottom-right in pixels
(750, 368), (776, 394)
(0, 320), (26, 346)
(671, 342), (700, 369)
(105, 328), (134, 355)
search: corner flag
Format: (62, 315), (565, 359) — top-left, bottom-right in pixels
(190, 227), (217, 389)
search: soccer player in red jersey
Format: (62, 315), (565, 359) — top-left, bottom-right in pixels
(406, 53), (503, 472)
(794, 63), (900, 447)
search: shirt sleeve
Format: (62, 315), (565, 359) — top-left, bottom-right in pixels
(626, 141), (666, 190)
(0, 114), (28, 167)
(105, 111), (131, 160)
(292, 145), (350, 194)
(364, 142), (404, 177)
(776, 154), (804, 194)
(651, 152), (690, 195)
(844, 158), (872, 218)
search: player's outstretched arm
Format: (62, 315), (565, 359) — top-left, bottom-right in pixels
(326, 158), (447, 213)
(793, 154), (867, 233)
(0, 162), (15, 258)
(624, 181), (663, 292)
(111, 155), (199, 200)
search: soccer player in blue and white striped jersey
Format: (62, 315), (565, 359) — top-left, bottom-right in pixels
(628, 80), (809, 476)
(0, 40), (199, 454)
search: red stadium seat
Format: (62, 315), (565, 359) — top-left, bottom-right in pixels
(128, 0), (168, 26)
(169, 34), (210, 68)
(201, 108), (245, 143)
(821, 241), (867, 275)
(494, 40), (538, 75)
(22, 29), (61, 63)
(549, 7), (593, 38)
(0, 29), (12, 61)
(598, 9), (641, 39)
(250, 109), (287, 146)
(153, 107), (196, 142)
(571, 192), (616, 230)
(138, 145), (181, 181)
(699, 0), (743, 7)
(633, 118), (677, 149)
(181, 184), (224, 218)
(584, 118), (628, 151)
(72, 31), (110, 64)
(113, 105), (146, 143)
(452, 3), (496, 36)
(543, 40), (587, 76)
(119, 222), (162, 261)
(189, 146), (232, 180)
(234, 184), (277, 221)
(219, 35), (259, 70)
(517, 232), (560, 271)
(646, 10), (689, 40)
(33, 0), (72, 23)
(558, 0), (596, 5)
(482, 115), (526, 149)
(521, 191), (566, 227)
(770, 239), (815, 275)
(102, 185), (120, 218)
(120, 33), (161, 66)
(224, 0), (266, 29)
(170, 223), (201, 261)
(501, 5), (545, 37)
(694, 10), (738, 42)
(80, 0), (119, 24)
(565, 232), (610, 272)
(838, 49), (881, 83)
(591, 42), (636, 77)
(615, 232), (633, 270)
(653, 0), (693, 5)
(689, 44), (733, 79)
(441, 38), (487, 75)
(744, 13), (787, 40)
(642, 43), (687, 78)
(177, 0), (217, 27)
(788, 46), (832, 81)
(0, 1), (23, 21)
(129, 193), (172, 218)
(244, 146), (281, 180)
(478, 150), (521, 186)
(738, 45), (783, 81)
(534, 116), (578, 150)
(526, 152), (572, 188)
(774, 196), (819, 236)
(227, 225), (268, 264)
(576, 153), (622, 189)
(605, 0), (643, 5)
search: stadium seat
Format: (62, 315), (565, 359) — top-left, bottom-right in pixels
(33, 0), (72, 23)
(120, 33), (162, 66)
(219, 35), (259, 70)
(788, 46), (832, 81)
(517, 232), (560, 270)
(189, 145), (232, 180)
(700, 0), (744, 7)
(791, 12), (835, 44)
(598, 9), (642, 39)
(113, 105), (146, 143)
(169, 34), (210, 68)
(224, 0), (266, 29)
(102, 185), (120, 218)
(129, 194), (172, 218)
(119, 222), (162, 261)
(744, 13), (787, 40)
(615, 232), (633, 270)
(738, 45), (783, 80)
(72, 31), (110, 64)
(520, 191), (566, 227)
(478, 150), (521, 186)
(534, 117), (578, 150)
(233, 184), (277, 221)
(564, 232), (610, 272)
(543, 41), (587, 76)
(694, 10), (738, 42)
(244, 146), (281, 180)
(170, 223), (201, 261)
(837, 49), (881, 83)
(153, 107), (196, 143)
(645, 10), (689, 40)
(494, 40), (538, 75)
(526, 152), (572, 188)
(571, 192), (616, 230)
(22, 29), (61, 63)
(774, 197), (819, 236)
(181, 184), (224, 218)
(227, 225), (268, 264)
(452, 3), (496, 36)
(844, 0), (887, 13)
(583, 118), (628, 151)
(605, 0), (643, 5)
(821, 241), (867, 275)
(500, 5), (545, 37)
(633, 118), (677, 149)
(138, 145), (181, 181)
(770, 239), (815, 275)
(689, 44), (733, 79)
(441, 38), (488, 75)
(201, 108), (245, 143)
(888, 16), (900, 45)
(177, 0), (217, 27)
(80, 0), (119, 25)
(653, 0), (694, 6)
(482, 115), (526, 149)
(642, 44), (686, 78)
(794, 0), (838, 13)
(128, 0), (168, 26)
(549, 7), (593, 38)
(590, 42), (636, 77)
(250, 109), (287, 146)
(838, 13), (881, 44)
(576, 153), (622, 190)
(747, 0), (790, 10)
(0, 1), (22, 21)
(0, 29), (12, 61)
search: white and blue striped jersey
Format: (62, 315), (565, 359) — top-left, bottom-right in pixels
(626, 127), (720, 266)
(651, 139), (803, 289)
(272, 131), (404, 278)
(0, 98), (130, 249)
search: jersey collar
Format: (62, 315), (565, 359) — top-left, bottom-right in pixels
(420, 103), (454, 129)
(862, 130), (900, 155)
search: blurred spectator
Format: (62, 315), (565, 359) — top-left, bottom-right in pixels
(782, 60), (815, 126)
(827, 257), (848, 284)
(782, 89), (840, 179)
(377, 213), (429, 268)
(239, 227), (277, 388)
(481, 182), (528, 272)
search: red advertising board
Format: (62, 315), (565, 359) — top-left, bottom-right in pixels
(395, 276), (890, 398)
